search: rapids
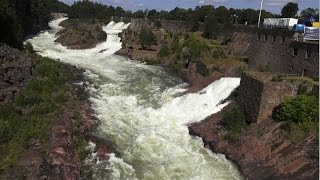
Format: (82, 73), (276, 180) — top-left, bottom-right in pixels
(27, 18), (243, 180)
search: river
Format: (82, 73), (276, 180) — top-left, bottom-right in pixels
(27, 18), (242, 180)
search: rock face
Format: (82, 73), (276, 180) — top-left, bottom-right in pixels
(55, 20), (107, 49)
(0, 43), (35, 103)
(189, 106), (319, 180)
(0, 44), (107, 179)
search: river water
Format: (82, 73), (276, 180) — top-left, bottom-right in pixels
(27, 18), (242, 180)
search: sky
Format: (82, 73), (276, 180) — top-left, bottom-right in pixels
(60, 0), (319, 13)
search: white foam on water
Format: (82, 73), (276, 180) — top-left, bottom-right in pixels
(27, 18), (243, 180)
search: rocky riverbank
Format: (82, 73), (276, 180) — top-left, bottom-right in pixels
(0, 43), (114, 179)
(55, 19), (107, 49)
(115, 23), (319, 179)
(189, 104), (319, 179)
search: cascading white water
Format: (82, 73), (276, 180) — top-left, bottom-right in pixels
(27, 18), (243, 180)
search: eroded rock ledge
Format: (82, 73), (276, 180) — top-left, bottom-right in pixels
(189, 106), (319, 180)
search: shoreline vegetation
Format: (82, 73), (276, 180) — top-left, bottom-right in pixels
(0, 43), (96, 178)
(0, 0), (319, 179)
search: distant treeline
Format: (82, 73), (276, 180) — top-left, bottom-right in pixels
(68, 0), (276, 25)
(1, 0), (318, 48)
(0, 0), (68, 48)
(68, 1), (319, 25)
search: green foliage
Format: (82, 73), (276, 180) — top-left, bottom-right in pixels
(158, 45), (171, 58)
(223, 104), (247, 133)
(271, 75), (283, 82)
(139, 28), (157, 50)
(281, 2), (299, 18)
(203, 14), (219, 39)
(69, 0), (125, 21)
(0, 0), (66, 48)
(154, 20), (162, 29)
(183, 34), (208, 61)
(301, 8), (319, 19)
(281, 121), (319, 144)
(273, 95), (319, 124)
(0, 57), (80, 171)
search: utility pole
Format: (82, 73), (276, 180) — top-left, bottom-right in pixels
(258, 0), (264, 28)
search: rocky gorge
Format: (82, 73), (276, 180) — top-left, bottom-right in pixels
(0, 14), (318, 179)
(115, 19), (319, 179)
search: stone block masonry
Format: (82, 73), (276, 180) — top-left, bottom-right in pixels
(231, 27), (319, 78)
(237, 73), (300, 124)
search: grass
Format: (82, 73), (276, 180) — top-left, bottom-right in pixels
(0, 56), (87, 172)
(223, 103), (247, 143)
(281, 121), (319, 144)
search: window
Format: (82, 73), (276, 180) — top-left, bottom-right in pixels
(293, 48), (298, 56)
(302, 69), (307, 77)
(257, 34), (261, 40)
(305, 49), (312, 59)
(272, 35), (276, 42)
(281, 36), (285, 43)
(264, 34), (268, 41)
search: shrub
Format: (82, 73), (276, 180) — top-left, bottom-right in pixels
(139, 28), (157, 50)
(158, 45), (171, 58)
(223, 104), (246, 133)
(271, 75), (283, 82)
(0, 56), (83, 171)
(273, 95), (319, 124)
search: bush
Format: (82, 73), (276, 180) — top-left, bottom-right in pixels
(273, 95), (319, 124)
(139, 28), (157, 50)
(223, 104), (246, 133)
(158, 45), (171, 58)
(281, 121), (318, 144)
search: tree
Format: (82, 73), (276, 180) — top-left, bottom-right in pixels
(139, 28), (157, 50)
(215, 6), (230, 24)
(203, 13), (219, 39)
(281, 2), (299, 18)
(194, 5), (215, 22)
(301, 8), (319, 18)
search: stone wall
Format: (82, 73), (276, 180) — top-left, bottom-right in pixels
(129, 18), (193, 32)
(237, 74), (264, 123)
(237, 73), (300, 124)
(230, 27), (319, 78)
(160, 20), (193, 32)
